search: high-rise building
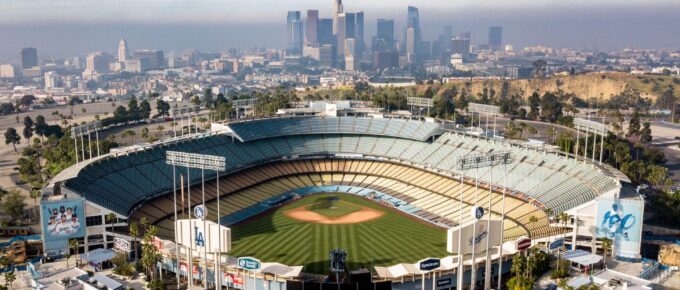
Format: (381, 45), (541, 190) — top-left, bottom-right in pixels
(133, 50), (164, 69)
(488, 26), (503, 50)
(332, 0), (343, 35)
(377, 19), (394, 46)
(85, 52), (113, 75)
(451, 37), (471, 59)
(44, 71), (59, 89)
(21, 47), (38, 69)
(118, 39), (129, 62)
(355, 11), (364, 58)
(0, 64), (19, 78)
(373, 51), (399, 70)
(336, 13), (346, 57)
(287, 11), (303, 54)
(317, 19), (334, 45)
(306, 10), (319, 45)
(405, 6), (420, 61)
(344, 38), (357, 71)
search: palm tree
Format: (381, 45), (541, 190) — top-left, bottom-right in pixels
(546, 127), (556, 144)
(141, 128), (150, 142)
(556, 212), (570, 272)
(4, 271), (16, 289)
(129, 222), (140, 262)
(69, 239), (79, 267)
(121, 130), (136, 145)
(601, 238), (612, 268)
(107, 213), (118, 239)
(518, 122), (528, 139)
(528, 126), (538, 138)
(505, 122), (516, 139)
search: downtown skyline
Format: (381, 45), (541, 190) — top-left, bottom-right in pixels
(1, 0), (680, 62)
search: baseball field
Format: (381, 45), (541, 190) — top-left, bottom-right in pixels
(228, 193), (449, 274)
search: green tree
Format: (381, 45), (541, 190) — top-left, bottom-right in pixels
(527, 92), (541, 120)
(34, 115), (48, 141)
(156, 99), (171, 117)
(600, 238), (612, 267)
(646, 164), (670, 187)
(141, 225), (162, 280)
(540, 92), (563, 122)
(4, 128), (21, 153)
(140, 128), (150, 142)
(69, 239), (80, 266)
(121, 130), (136, 145)
(639, 122), (652, 143)
(628, 109), (641, 136)
(129, 222), (140, 261)
(139, 100), (152, 119)
(4, 271), (16, 289)
(1, 190), (25, 225)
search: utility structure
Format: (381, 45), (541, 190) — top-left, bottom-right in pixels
(171, 107), (200, 138)
(468, 103), (500, 138)
(166, 151), (226, 290)
(232, 98), (256, 119)
(574, 117), (607, 165)
(455, 151), (512, 290)
(71, 121), (102, 164)
(407, 97), (434, 117)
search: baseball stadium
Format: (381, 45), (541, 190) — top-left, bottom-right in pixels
(41, 116), (635, 289)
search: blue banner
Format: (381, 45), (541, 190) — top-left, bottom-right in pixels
(42, 199), (86, 241)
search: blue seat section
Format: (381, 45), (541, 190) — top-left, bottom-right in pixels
(63, 118), (620, 217)
(219, 186), (432, 226)
(226, 117), (444, 142)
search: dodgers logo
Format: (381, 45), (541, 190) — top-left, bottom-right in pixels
(600, 203), (635, 241)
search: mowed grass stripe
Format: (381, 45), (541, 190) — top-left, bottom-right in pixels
(228, 193), (447, 274)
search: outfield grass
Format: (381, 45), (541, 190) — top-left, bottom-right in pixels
(229, 193), (448, 274)
(305, 197), (362, 217)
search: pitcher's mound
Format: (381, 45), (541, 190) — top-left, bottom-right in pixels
(283, 205), (385, 224)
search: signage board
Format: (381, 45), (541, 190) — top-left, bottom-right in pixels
(447, 219), (502, 254)
(418, 258), (441, 271)
(472, 207), (484, 219)
(437, 278), (452, 287)
(222, 272), (244, 288)
(41, 199), (86, 241)
(515, 237), (532, 251)
(194, 205), (207, 220)
(549, 239), (564, 250)
(329, 249), (347, 272)
(113, 237), (130, 253)
(175, 219), (231, 253)
(595, 198), (644, 258)
(238, 257), (261, 271)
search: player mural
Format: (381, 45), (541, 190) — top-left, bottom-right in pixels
(596, 199), (644, 258)
(42, 199), (85, 240)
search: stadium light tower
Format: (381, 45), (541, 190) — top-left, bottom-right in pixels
(468, 103), (500, 139)
(71, 121), (102, 164)
(456, 151), (512, 290)
(574, 117), (607, 165)
(166, 151), (226, 290)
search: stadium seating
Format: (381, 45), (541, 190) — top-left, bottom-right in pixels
(63, 118), (620, 240)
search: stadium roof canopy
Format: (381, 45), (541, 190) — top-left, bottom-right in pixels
(60, 117), (620, 222)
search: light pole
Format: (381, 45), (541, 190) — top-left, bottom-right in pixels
(166, 151), (226, 290)
(455, 151), (512, 290)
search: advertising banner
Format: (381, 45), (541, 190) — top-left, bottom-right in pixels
(595, 198), (644, 258)
(42, 199), (85, 241)
(447, 219), (502, 254)
(222, 272), (244, 289)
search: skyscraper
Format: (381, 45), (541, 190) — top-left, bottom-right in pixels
(374, 19), (395, 52)
(287, 11), (303, 54)
(336, 13), (346, 57)
(355, 11), (364, 58)
(451, 37), (471, 59)
(306, 10), (319, 45)
(406, 6), (420, 61)
(21, 47), (38, 69)
(85, 52), (113, 75)
(332, 0), (343, 35)
(488, 26), (503, 50)
(118, 39), (129, 62)
(317, 19), (334, 45)
(133, 50), (164, 69)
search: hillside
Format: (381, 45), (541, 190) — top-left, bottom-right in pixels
(435, 72), (680, 101)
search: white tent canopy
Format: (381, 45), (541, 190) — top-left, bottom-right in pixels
(255, 262), (303, 278)
(563, 250), (603, 266)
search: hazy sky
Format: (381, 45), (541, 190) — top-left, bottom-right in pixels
(1, 0), (680, 62)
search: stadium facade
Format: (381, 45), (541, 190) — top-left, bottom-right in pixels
(41, 116), (643, 288)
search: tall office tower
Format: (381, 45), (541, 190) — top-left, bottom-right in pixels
(406, 6), (420, 61)
(118, 39), (129, 62)
(332, 0), (343, 35)
(443, 25), (453, 51)
(287, 11), (303, 54)
(0, 64), (19, 78)
(306, 10), (319, 45)
(354, 11), (364, 58)
(133, 50), (164, 69)
(21, 47), (38, 69)
(451, 37), (471, 59)
(85, 52), (113, 75)
(373, 19), (395, 52)
(488, 26), (503, 50)
(344, 38), (357, 71)
(44, 71), (59, 89)
(406, 27), (417, 63)
(317, 19), (334, 45)
(459, 31), (471, 39)
(336, 13), (347, 58)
